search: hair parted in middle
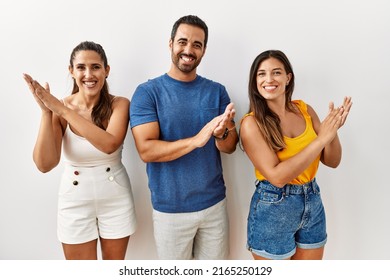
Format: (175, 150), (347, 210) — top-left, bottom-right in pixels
(247, 50), (295, 152)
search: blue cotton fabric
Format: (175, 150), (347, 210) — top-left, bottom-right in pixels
(130, 74), (231, 213)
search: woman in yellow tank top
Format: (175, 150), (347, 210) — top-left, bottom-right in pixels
(240, 50), (352, 260)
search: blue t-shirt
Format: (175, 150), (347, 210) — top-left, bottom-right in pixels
(130, 74), (231, 213)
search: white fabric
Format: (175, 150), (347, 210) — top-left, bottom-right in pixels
(152, 198), (229, 260)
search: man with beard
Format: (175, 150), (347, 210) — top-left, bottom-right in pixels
(130, 15), (238, 260)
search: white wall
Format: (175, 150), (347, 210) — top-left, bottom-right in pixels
(0, 0), (389, 260)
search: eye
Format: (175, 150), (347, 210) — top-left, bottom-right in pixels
(93, 65), (101, 70)
(273, 71), (282, 75)
(193, 43), (202, 49)
(257, 72), (265, 77)
(76, 65), (85, 70)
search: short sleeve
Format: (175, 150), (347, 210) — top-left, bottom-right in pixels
(129, 83), (158, 128)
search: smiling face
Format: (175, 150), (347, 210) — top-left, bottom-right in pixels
(256, 57), (292, 102)
(69, 50), (110, 97)
(169, 23), (206, 80)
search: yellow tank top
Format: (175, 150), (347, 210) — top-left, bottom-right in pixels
(245, 100), (321, 185)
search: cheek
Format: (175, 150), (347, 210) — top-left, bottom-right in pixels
(256, 79), (263, 92)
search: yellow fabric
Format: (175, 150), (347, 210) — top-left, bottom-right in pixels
(244, 100), (320, 185)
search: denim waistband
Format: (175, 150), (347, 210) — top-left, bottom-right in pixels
(256, 178), (319, 196)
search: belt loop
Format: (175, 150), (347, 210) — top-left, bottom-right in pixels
(285, 185), (290, 197)
(313, 179), (318, 194)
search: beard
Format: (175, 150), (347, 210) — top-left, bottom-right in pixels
(171, 52), (202, 73)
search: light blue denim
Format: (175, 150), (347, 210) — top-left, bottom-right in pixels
(247, 178), (327, 259)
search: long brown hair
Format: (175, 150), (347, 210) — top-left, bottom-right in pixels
(69, 41), (112, 129)
(247, 50), (295, 152)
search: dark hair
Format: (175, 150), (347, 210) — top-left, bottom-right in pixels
(170, 15), (208, 47)
(247, 50), (295, 151)
(69, 41), (112, 129)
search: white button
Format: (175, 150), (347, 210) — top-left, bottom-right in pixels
(108, 176), (114, 181)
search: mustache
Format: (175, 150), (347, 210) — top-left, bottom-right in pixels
(179, 53), (197, 60)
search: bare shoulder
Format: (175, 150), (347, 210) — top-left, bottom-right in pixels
(240, 114), (263, 142)
(111, 95), (130, 108)
(305, 103), (319, 119)
(240, 114), (259, 131)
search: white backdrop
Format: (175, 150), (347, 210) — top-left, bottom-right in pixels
(0, 0), (389, 260)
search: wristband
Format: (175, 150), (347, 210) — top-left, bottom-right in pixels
(214, 128), (229, 141)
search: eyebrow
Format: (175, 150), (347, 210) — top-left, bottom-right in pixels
(177, 37), (203, 47)
(257, 67), (283, 72)
(75, 63), (102, 66)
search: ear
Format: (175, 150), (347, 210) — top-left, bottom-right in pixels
(287, 73), (292, 84)
(169, 38), (173, 50)
(105, 65), (110, 78)
(68, 65), (74, 77)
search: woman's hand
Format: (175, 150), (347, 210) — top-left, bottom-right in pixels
(23, 73), (64, 115)
(317, 96), (352, 145)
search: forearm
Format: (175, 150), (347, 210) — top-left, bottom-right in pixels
(215, 128), (238, 154)
(136, 137), (197, 163)
(321, 134), (342, 168)
(60, 108), (123, 154)
(268, 138), (326, 187)
(33, 112), (61, 172)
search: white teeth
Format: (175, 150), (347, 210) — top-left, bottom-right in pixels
(84, 82), (96, 87)
(181, 56), (193, 62)
(264, 86), (277, 90)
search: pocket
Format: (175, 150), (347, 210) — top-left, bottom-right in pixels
(258, 190), (283, 204)
(58, 173), (78, 196)
(102, 167), (132, 198)
(256, 182), (284, 206)
(112, 169), (131, 190)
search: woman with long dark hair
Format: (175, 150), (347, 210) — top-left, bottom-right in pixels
(240, 50), (352, 260)
(23, 41), (137, 259)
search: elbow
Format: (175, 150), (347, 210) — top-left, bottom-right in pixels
(37, 166), (53, 173)
(326, 160), (341, 168)
(223, 145), (237, 154)
(268, 179), (286, 188)
(138, 151), (153, 163)
(34, 160), (56, 173)
(33, 154), (59, 173)
(101, 142), (121, 155)
(228, 142), (238, 154)
(322, 156), (341, 168)
(265, 173), (289, 188)
(219, 139), (238, 154)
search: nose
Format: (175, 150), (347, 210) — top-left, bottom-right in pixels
(265, 73), (275, 83)
(85, 67), (93, 78)
(183, 44), (194, 54)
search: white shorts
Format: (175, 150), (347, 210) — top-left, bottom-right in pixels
(57, 162), (137, 244)
(152, 198), (229, 260)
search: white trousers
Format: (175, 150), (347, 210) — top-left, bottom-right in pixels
(152, 198), (229, 260)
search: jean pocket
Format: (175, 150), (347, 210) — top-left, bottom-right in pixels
(258, 189), (284, 205)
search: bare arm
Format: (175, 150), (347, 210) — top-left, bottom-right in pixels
(213, 102), (239, 154)
(241, 101), (349, 187)
(24, 74), (129, 155)
(32, 112), (64, 173)
(24, 74), (64, 172)
(309, 97), (352, 168)
(132, 116), (223, 163)
(60, 97), (130, 154)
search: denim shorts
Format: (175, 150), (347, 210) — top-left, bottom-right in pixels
(247, 178), (327, 259)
